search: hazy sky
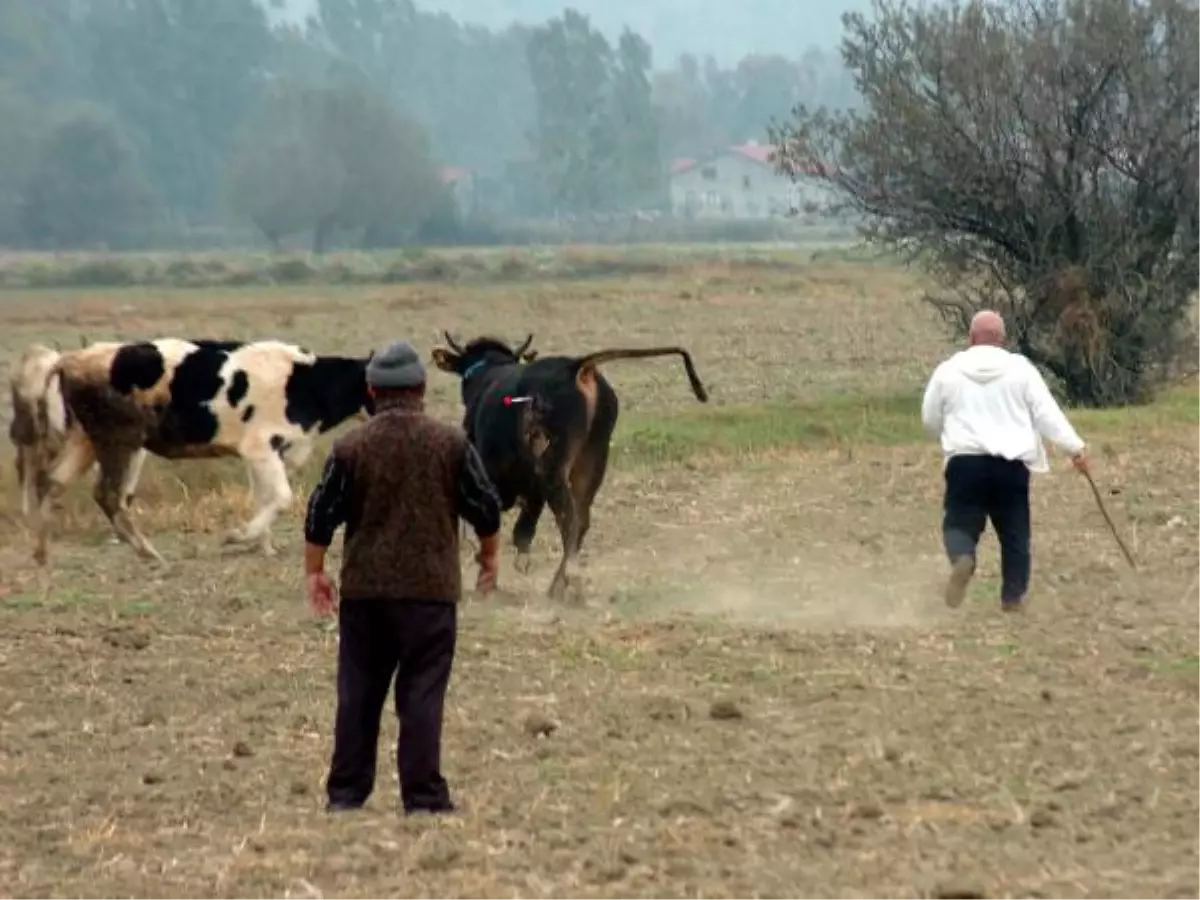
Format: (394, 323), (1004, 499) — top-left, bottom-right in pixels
(283, 0), (874, 66)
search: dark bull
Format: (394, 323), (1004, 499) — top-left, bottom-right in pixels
(432, 331), (709, 598)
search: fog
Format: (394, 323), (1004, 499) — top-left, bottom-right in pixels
(0, 0), (867, 252)
(284, 0), (875, 66)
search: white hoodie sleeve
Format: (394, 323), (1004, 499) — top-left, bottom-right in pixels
(1023, 363), (1086, 456)
(921, 364), (946, 436)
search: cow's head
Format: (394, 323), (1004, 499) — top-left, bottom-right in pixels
(431, 332), (537, 382)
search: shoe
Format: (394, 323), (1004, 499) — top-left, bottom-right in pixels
(326, 799), (364, 812)
(1001, 595), (1025, 613)
(944, 556), (975, 608)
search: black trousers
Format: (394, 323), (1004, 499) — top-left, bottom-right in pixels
(942, 454), (1032, 604)
(326, 597), (457, 813)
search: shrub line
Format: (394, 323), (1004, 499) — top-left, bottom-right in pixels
(0, 245), (894, 291)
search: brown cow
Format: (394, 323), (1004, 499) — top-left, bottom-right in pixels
(8, 342), (105, 523)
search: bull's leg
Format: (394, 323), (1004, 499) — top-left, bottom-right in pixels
(17, 446), (35, 520)
(569, 441), (611, 557)
(92, 444), (163, 563)
(512, 492), (545, 574)
(32, 431), (96, 567)
(225, 452), (292, 557)
(544, 473), (581, 600)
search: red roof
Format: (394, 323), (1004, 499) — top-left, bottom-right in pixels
(730, 142), (775, 165)
(439, 166), (472, 185)
(669, 143), (778, 175)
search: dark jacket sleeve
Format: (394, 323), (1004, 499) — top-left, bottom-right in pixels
(456, 440), (502, 539)
(304, 451), (352, 547)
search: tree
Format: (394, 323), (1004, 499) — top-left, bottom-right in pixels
(20, 106), (156, 249)
(83, 0), (273, 221)
(310, 0), (536, 172)
(652, 54), (734, 159)
(727, 55), (807, 142)
(526, 9), (618, 216)
(319, 76), (443, 249)
(770, 0), (1199, 406)
(223, 86), (345, 250)
(0, 86), (40, 246)
(0, 0), (91, 246)
(610, 28), (666, 210)
(223, 78), (442, 252)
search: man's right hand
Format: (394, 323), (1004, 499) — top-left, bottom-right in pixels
(1071, 450), (1090, 475)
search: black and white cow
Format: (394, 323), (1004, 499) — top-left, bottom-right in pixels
(31, 338), (374, 566)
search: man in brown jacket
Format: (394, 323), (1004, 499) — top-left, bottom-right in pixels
(302, 340), (502, 815)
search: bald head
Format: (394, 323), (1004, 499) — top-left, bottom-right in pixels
(968, 310), (1006, 347)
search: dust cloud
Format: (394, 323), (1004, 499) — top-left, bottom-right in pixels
(487, 525), (958, 633)
(629, 550), (954, 631)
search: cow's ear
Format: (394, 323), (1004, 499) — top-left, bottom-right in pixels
(522, 350), (538, 362)
(430, 347), (459, 373)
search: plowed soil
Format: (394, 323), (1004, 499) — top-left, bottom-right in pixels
(0, 257), (1195, 898)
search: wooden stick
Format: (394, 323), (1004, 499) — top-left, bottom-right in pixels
(1082, 469), (1138, 570)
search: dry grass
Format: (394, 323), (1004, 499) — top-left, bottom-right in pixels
(0, 253), (1196, 898)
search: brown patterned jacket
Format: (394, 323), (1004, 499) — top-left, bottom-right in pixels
(304, 393), (502, 603)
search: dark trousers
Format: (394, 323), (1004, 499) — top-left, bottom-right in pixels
(942, 454), (1032, 604)
(326, 598), (457, 813)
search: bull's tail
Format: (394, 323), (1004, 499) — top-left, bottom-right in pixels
(38, 359), (69, 437)
(40, 360), (65, 408)
(571, 347), (709, 402)
(41, 358), (64, 399)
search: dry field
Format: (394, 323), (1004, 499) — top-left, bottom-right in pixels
(0, 249), (1196, 899)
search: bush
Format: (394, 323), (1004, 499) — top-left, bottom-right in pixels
(0, 241), (845, 291)
(770, 0), (1198, 406)
(267, 257), (318, 283)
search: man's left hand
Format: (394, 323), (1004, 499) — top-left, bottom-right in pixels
(308, 571), (339, 617)
(1071, 450), (1090, 475)
(474, 533), (500, 596)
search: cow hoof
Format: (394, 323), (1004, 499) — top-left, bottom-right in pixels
(222, 528), (248, 545)
(514, 552), (533, 575)
(568, 577), (586, 604)
(547, 574), (582, 602)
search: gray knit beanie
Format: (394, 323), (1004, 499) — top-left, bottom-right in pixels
(366, 340), (426, 388)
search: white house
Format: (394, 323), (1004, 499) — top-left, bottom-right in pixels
(668, 141), (838, 221)
(438, 166), (478, 217)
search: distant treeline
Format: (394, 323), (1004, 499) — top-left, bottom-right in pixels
(0, 0), (859, 253)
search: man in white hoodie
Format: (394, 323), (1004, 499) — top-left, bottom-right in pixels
(921, 310), (1089, 611)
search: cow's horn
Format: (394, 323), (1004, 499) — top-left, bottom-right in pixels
(443, 331), (465, 354)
